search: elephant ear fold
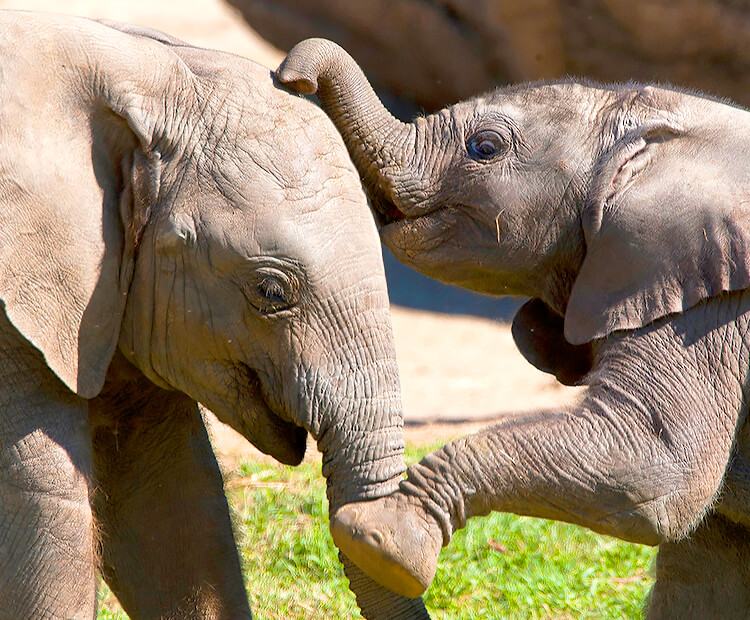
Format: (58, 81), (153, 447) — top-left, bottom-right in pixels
(0, 16), (173, 398)
(565, 117), (750, 344)
(512, 299), (594, 386)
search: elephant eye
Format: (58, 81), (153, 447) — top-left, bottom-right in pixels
(245, 266), (300, 316)
(258, 277), (288, 308)
(467, 129), (509, 161)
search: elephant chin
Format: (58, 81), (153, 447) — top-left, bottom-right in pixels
(265, 421), (308, 466)
(218, 402), (308, 466)
(212, 364), (309, 466)
(238, 406), (308, 466)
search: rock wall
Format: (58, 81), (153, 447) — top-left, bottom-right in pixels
(229, 0), (750, 112)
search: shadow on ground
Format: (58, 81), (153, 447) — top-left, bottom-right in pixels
(383, 246), (522, 320)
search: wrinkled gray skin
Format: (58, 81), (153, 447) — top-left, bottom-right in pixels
(0, 15), (430, 619)
(278, 38), (750, 617)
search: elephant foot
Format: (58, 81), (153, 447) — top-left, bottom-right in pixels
(330, 494), (442, 599)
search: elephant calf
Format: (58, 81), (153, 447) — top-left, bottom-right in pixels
(0, 14), (431, 619)
(279, 38), (750, 617)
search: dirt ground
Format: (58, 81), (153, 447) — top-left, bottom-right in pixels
(2, 0), (583, 466)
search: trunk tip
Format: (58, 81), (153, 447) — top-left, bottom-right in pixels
(330, 495), (442, 599)
(275, 65), (317, 95)
(276, 38), (342, 95)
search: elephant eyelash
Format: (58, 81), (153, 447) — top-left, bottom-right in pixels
(466, 129), (511, 161)
(235, 258), (305, 317)
(258, 277), (288, 305)
(245, 268), (301, 316)
(614, 116), (639, 140)
(464, 114), (520, 162)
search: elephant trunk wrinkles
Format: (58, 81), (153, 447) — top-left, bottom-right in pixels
(319, 416), (406, 512)
(309, 360), (407, 512)
(340, 553), (431, 619)
(277, 39), (416, 209)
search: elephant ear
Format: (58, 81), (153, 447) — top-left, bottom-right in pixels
(565, 115), (750, 344)
(512, 299), (594, 386)
(0, 15), (183, 397)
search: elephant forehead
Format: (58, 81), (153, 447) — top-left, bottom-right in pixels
(203, 142), (363, 215)
(195, 192), (383, 273)
(188, 61), (361, 194)
(165, 54), (382, 270)
(231, 120), (354, 190)
(480, 81), (616, 129)
(266, 205), (382, 270)
(196, 141), (373, 242)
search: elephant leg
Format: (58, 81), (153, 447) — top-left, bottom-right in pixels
(88, 358), (251, 619)
(331, 317), (747, 598)
(0, 312), (95, 619)
(645, 514), (750, 619)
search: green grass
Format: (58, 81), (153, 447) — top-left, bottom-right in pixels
(97, 443), (656, 619)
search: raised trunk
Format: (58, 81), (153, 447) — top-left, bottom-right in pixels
(277, 38), (416, 213)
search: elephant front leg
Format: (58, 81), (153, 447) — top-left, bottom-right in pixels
(332, 319), (742, 599)
(0, 314), (96, 619)
(89, 361), (251, 619)
(646, 514), (750, 619)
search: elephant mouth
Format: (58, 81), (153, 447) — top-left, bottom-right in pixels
(234, 363), (308, 466)
(371, 194), (407, 228)
(370, 192), (461, 258)
(370, 186), (449, 231)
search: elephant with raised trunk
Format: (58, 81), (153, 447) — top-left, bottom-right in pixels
(278, 38), (750, 617)
(0, 14), (429, 619)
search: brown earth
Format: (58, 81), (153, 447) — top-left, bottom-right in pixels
(0, 0), (582, 469)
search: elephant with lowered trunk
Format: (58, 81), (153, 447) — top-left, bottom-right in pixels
(0, 14), (430, 619)
(279, 38), (750, 617)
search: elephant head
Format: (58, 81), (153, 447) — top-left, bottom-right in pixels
(0, 15), (428, 616)
(277, 37), (750, 373)
(277, 38), (750, 596)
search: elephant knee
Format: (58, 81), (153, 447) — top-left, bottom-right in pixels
(601, 470), (718, 545)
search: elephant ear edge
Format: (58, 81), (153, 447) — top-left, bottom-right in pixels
(512, 299), (594, 386)
(565, 112), (750, 345)
(0, 14), (176, 398)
